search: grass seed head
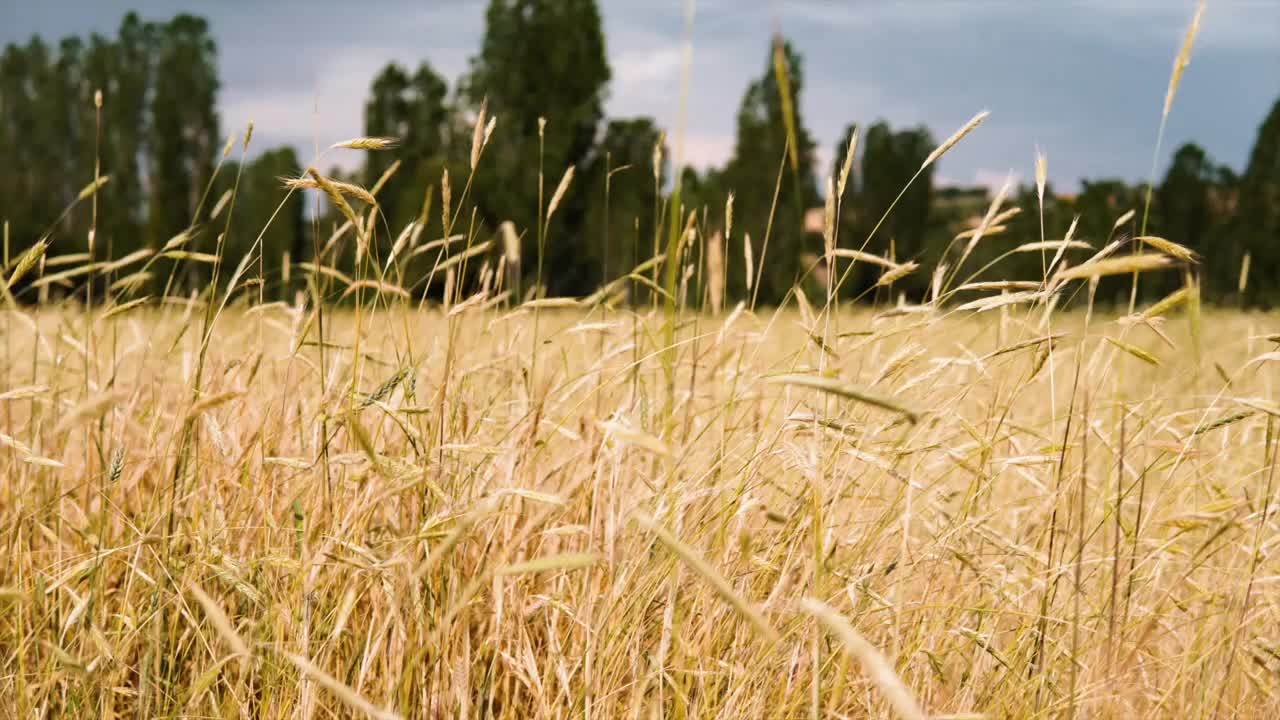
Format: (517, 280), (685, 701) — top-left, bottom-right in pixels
(1035, 148), (1047, 203)
(330, 136), (398, 150)
(547, 165), (575, 221)
(923, 110), (989, 169)
(839, 126), (859, 198)
(471, 98), (488, 170)
(1135, 235), (1199, 263)
(1164, 1), (1206, 119)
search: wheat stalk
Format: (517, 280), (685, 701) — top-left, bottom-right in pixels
(923, 110), (989, 169)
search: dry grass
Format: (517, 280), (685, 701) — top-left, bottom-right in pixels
(3, 5), (1273, 715)
(3, 292), (1279, 717)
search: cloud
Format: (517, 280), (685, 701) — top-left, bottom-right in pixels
(3, 0), (1273, 190)
(676, 132), (736, 172)
(779, 0), (1278, 51)
(614, 45), (683, 88)
(972, 168), (1022, 194)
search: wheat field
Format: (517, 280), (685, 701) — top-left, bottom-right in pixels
(3, 281), (1280, 717)
(6, 5), (1279, 716)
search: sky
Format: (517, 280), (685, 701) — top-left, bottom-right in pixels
(3, 0), (1278, 192)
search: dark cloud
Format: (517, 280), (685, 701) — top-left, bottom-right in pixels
(3, 0), (1276, 189)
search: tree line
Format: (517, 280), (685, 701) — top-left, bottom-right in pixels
(2, 2), (1278, 307)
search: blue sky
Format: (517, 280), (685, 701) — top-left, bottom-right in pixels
(3, 1), (1278, 191)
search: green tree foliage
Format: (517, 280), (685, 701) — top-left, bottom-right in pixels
(463, 0), (611, 296)
(3, 8), (1279, 310)
(106, 14), (156, 262)
(1057, 179), (1141, 304)
(46, 38), (88, 253)
(580, 118), (666, 291)
(854, 121), (935, 297)
(1238, 99), (1280, 306)
(81, 30), (136, 268)
(355, 61), (455, 300)
(0, 12), (311, 303)
(148, 14), (220, 291)
(1, 24), (156, 298)
(675, 164), (730, 305)
(219, 147), (307, 300)
(720, 38), (819, 305)
(939, 180), (1071, 300)
(1159, 144), (1221, 255)
(364, 64), (412, 188)
(1157, 143), (1236, 297)
(0, 38), (65, 258)
(1005, 183), (1069, 282)
(0, 36), (104, 265)
(363, 62), (449, 233)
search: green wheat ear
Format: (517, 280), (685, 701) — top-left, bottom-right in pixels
(292, 498), (305, 554)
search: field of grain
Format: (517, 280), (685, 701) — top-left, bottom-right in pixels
(7, 5), (1279, 715)
(3, 291), (1279, 717)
